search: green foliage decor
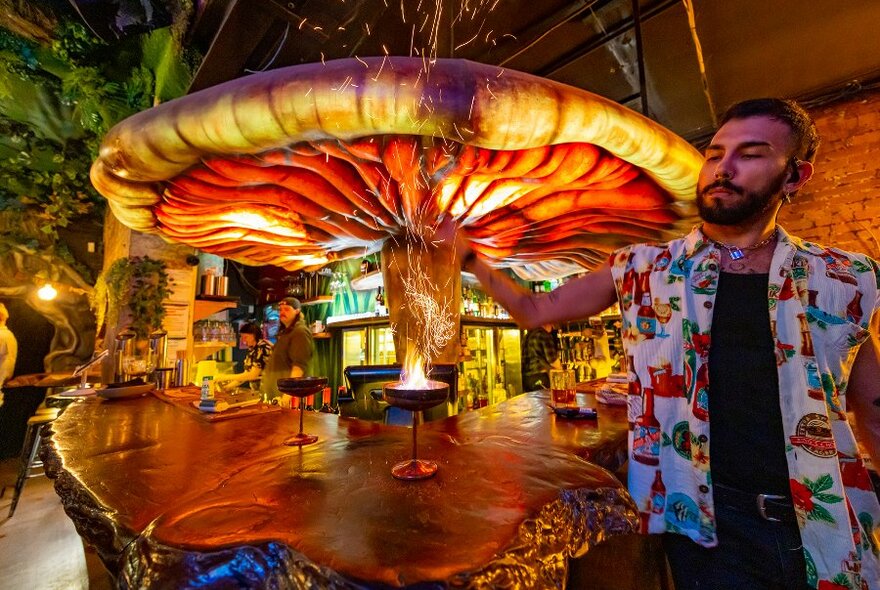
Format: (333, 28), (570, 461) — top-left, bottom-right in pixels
(91, 256), (171, 338)
(1, 6), (196, 304)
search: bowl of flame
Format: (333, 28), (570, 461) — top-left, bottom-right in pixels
(276, 376), (327, 398)
(382, 381), (449, 411)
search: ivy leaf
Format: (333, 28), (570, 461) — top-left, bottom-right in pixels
(813, 492), (843, 504)
(807, 504), (837, 525)
(810, 473), (834, 493)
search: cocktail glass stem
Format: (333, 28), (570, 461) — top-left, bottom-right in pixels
(412, 411), (418, 461)
(299, 396), (305, 435)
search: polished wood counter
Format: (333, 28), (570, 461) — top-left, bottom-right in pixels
(43, 390), (636, 589)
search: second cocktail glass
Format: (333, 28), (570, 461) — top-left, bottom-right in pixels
(277, 376), (327, 446)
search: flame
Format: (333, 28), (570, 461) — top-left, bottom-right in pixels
(400, 347), (429, 389)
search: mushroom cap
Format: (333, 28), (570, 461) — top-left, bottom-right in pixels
(91, 57), (702, 276)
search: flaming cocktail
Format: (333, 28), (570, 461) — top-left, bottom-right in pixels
(383, 350), (448, 480)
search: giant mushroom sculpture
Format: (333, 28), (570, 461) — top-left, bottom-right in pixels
(91, 57), (702, 362)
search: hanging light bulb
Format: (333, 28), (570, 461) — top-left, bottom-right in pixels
(37, 283), (58, 301)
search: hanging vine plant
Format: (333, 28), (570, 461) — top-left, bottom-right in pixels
(91, 255), (170, 338)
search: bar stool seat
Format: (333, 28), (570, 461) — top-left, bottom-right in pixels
(2, 407), (60, 518)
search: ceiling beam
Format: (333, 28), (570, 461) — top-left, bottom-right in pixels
(476, 0), (607, 67)
(188, 0), (282, 92)
(538, 0), (679, 78)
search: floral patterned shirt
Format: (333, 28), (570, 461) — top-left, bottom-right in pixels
(610, 225), (880, 589)
(244, 339), (273, 378)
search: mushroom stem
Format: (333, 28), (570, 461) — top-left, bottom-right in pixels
(382, 232), (461, 365)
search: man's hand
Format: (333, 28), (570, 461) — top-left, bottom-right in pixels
(434, 216), (470, 267)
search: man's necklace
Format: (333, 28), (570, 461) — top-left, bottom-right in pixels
(707, 227), (778, 261)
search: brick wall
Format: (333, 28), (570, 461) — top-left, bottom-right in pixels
(777, 90), (880, 259)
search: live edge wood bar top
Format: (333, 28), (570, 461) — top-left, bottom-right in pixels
(42, 390), (636, 589)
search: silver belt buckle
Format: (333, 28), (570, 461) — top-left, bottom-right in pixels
(756, 493), (786, 521)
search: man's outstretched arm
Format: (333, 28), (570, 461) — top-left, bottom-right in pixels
(437, 218), (619, 329)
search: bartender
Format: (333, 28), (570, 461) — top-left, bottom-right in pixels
(261, 297), (314, 405)
(521, 324), (561, 390)
(215, 322), (273, 392)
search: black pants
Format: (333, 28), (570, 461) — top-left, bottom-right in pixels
(662, 503), (809, 590)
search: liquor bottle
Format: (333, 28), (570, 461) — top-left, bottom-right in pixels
(650, 470), (666, 515)
(636, 274), (657, 339)
(632, 387), (660, 465)
(375, 287), (386, 316)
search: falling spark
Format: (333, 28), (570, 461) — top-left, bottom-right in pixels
(455, 31), (481, 52)
(400, 242), (456, 364)
(372, 54), (388, 81)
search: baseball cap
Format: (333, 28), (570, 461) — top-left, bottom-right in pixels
(279, 297), (301, 310)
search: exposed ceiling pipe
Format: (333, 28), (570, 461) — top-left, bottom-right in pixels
(489, 0), (602, 67)
(538, 0), (679, 78)
(631, 0), (649, 116)
(681, 0), (717, 126)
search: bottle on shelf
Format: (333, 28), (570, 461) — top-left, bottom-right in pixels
(375, 287), (386, 316)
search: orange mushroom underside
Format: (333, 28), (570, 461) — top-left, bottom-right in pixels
(91, 57), (702, 277)
(158, 137), (680, 271)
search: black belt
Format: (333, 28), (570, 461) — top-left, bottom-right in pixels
(713, 483), (797, 523)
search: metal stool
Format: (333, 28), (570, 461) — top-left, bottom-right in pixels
(2, 406), (60, 518)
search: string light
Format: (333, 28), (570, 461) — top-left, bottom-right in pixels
(37, 283), (58, 301)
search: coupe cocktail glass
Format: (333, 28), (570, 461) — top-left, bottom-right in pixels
(383, 380), (448, 480)
(277, 377), (327, 446)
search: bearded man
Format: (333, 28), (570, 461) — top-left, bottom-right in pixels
(446, 98), (880, 589)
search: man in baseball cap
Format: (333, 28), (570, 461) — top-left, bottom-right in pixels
(261, 296), (313, 403)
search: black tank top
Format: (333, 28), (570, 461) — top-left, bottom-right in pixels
(708, 272), (790, 495)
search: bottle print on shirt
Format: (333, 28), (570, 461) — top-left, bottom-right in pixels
(636, 273), (657, 339)
(798, 312), (824, 401)
(632, 387), (661, 465)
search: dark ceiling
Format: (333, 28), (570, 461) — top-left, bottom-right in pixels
(182, 0), (880, 145)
